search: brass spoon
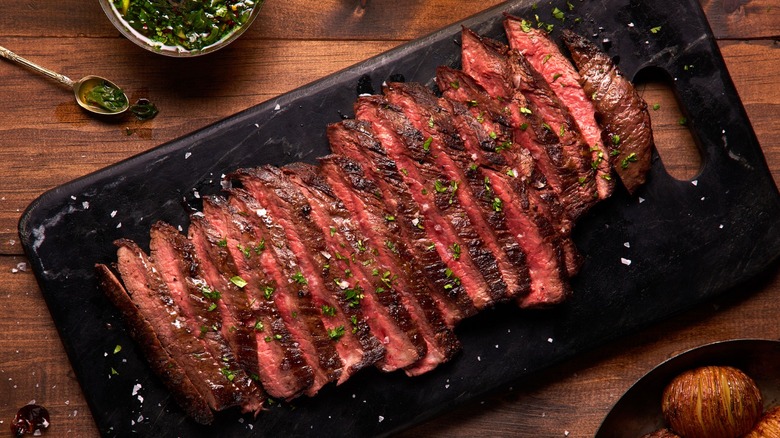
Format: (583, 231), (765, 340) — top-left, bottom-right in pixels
(0, 44), (129, 116)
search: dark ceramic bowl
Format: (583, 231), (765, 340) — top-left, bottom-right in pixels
(596, 339), (780, 437)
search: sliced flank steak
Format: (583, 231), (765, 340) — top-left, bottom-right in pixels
(326, 120), (477, 326)
(504, 15), (614, 199)
(561, 29), (654, 194)
(194, 197), (314, 400)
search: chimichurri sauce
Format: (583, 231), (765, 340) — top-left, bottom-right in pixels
(113, 0), (259, 51)
(83, 80), (129, 113)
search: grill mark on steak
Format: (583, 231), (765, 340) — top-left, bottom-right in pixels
(284, 162), (461, 376)
(148, 222), (265, 414)
(95, 264), (215, 425)
(504, 15), (615, 199)
(354, 95), (508, 307)
(561, 29), (654, 195)
(436, 66), (583, 277)
(383, 81), (531, 299)
(222, 188), (343, 396)
(460, 27), (595, 220)
(194, 197), (314, 400)
(113, 239), (243, 413)
(236, 166), (418, 371)
(326, 121), (476, 325)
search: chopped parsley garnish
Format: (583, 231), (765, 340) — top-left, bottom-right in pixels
(238, 244), (252, 258)
(230, 276), (248, 288)
(207, 302), (218, 312)
(422, 137), (433, 153)
(384, 214), (395, 221)
(552, 73), (563, 82)
(428, 116), (435, 129)
(322, 305), (337, 316)
(621, 153), (638, 169)
(519, 107), (532, 115)
(611, 134), (621, 146)
(263, 285), (275, 300)
(678, 117), (688, 126)
(650, 26), (662, 34)
(329, 226), (337, 237)
(520, 19), (532, 32)
(492, 196), (504, 212)
(449, 242), (462, 260)
(113, 344), (122, 354)
(254, 320), (265, 331)
(344, 284), (365, 307)
(217, 238), (228, 247)
(291, 271), (307, 285)
(434, 180), (448, 193)
(450, 81), (460, 90)
(542, 53), (553, 64)
(552, 7), (565, 20)
(519, 122), (529, 131)
(328, 325), (346, 341)
(652, 103), (661, 110)
(201, 285), (221, 301)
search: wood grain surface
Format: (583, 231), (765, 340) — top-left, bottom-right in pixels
(0, 0), (777, 436)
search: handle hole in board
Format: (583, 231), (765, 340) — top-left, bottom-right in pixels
(634, 67), (702, 182)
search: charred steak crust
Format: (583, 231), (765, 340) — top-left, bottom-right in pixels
(99, 22), (655, 424)
(95, 264), (216, 425)
(561, 29), (653, 194)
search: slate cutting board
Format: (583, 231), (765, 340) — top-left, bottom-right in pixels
(18, 0), (780, 436)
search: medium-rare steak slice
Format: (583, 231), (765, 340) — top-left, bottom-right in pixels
(382, 81), (531, 299)
(232, 166), (393, 378)
(460, 27), (595, 220)
(561, 29), (654, 194)
(112, 239), (244, 414)
(435, 66), (583, 277)
(354, 95), (509, 307)
(284, 162), (461, 375)
(194, 197), (314, 400)
(221, 188), (343, 396)
(326, 120), (477, 325)
(148, 222), (265, 414)
(504, 15), (614, 199)
(481, 169), (571, 307)
(95, 264), (215, 425)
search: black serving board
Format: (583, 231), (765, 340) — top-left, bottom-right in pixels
(18, 0), (780, 436)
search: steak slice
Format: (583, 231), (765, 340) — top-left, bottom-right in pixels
(382, 81), (531, 299)
(326, 120), (477, 325)
(96, 264), (215, 425)
(232, 166), (390, 379)
(436, 66), (583, 277)
(148, 222), (264, 414)
(504, 15), (614, 199)
(194, 197), (314, 400)
(460, 27), (595, 220)
(112, 239), (243, 413)
(285, 162), (461, 376)
(221, 188), (343, 396)
(481, 170), (571, 307)
(354, 95), (508, 307)
(561, 29), (654, 194)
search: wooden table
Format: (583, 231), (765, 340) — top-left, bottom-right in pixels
(0, 0), (777, 436)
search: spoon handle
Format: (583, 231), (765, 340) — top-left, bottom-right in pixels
(0, 45), (75, 88)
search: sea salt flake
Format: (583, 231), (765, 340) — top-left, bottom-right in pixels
(184, 152), (192, 159)
(565, 431), (570, 436)
(719, 224), (724, 229)
(621, 258), (632, 266)
(132, 383), (142, 396)
(378, 416), (384, 423)
(70, 195), (77, 200)
(116, 222), (122, 229)
(692, 180), (698, 186)
(110, 210), (118, 218)
(477, 356), (481, 361)
(82, 201), (90, 209)
(256, 208), (267, 217)
(624, 242), (630, 248)
(638, 197), (645, 203)
(547, 338), (554, 343)
(274, 103), (281, 111)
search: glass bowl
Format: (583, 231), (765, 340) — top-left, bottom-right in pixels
(99, 0), (264, 57)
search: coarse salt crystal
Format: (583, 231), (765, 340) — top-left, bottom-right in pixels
(82, 201), (90, 209)
(110, 210), (118, 218)
(274, 103), (281, 111)
(132, 383), (142, 396)
(639, 197), (645, 203)
(378, 416), (384, 423)
(256, 209), (267, 217)
(184, 152), (192, 159)
(547, 338), (554, 343)
(621, 258), (632, 266)
(624, 242), (630, 248)
(692, 180), (698, 186)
